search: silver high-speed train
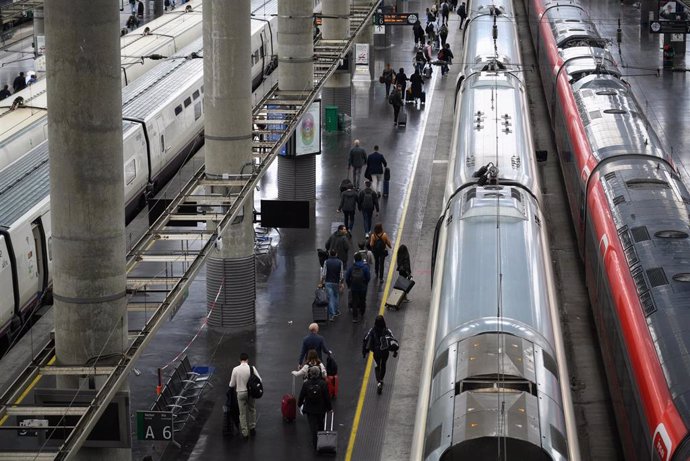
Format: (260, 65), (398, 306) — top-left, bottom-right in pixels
(0, 10), (280, 347)
(412, 1), (578, 459)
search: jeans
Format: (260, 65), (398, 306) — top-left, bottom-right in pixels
(362, 210), (373, 235)
(385, 82), (392, 96)
(237, 391), (256, 436)
(352, 166), (362, 189)
(343, 210), (355, 231)
(374, 351), (390, 382)
(441, 62), (449, 75)
(374, 253), (386, 279)
(415, 61), (425, 75)
(351, 290), (366, 320)
(371, 174), (383, 195)
(325, 282), (339, 318)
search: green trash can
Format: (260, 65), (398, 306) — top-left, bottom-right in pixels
(325, 106), (339, 132)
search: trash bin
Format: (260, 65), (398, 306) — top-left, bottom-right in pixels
(325, 106), (339, 132)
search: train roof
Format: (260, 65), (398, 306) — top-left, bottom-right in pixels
(0, 142), (49, 229)
(462, 10), (520, 74)
(559, 47), (620, 80)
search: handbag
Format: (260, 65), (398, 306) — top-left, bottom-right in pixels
(379, 75), (385, 84)
(316, 412), (338, 454)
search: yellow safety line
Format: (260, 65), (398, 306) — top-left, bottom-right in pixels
(345, 74), (436, 460)
(0, 355), (56, 426)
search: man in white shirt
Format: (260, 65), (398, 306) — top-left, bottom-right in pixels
(229, 352), (261, 439)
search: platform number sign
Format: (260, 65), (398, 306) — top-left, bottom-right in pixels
(136, 411), (174, 441)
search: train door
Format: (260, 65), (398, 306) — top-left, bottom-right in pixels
(0, 235), (14, 332)
(31, 219), (48, 294)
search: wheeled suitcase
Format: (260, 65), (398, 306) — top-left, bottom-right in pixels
(281, 376), (297, 422)
(394, 275), (415, 293)
(385, 289), (407, 310)
(327, 375), (339, 399)
(312, 287), (329, 322)
(423, 65), (432, 79)
(397, 109), (407, 127)
(316, 412), (338, 454)
(383, 167), (391, 198)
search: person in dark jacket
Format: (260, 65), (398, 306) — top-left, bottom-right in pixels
(346, 252), (371, 322)
(320, 250), (343, 321)
(440, 43), (454, 76)
(412, 20), (425, 47)
(396, 244), (412, 278)
(298, 323), (332, 366)
(298, 366), (332, 448)
(381, 63), (395, 96)
(348, 139), (367, 189)
(358, 181), (379, 236)
(0, 85), (10, 100)
(13, 72), (26, 93)
(369, 223), (393, 280)
(458, 2), (467, 30)
(410, 70), (424, 104)
(389, 85), (404, 126)
(137, 0), (145, 18)
(439, 23), (449, 48)
(363, 315), (398, 394)
(325, 224), (350, 267)
(395, 68), (408, 99)
(338, 182), (359, 232)
(366, 146), (388, 196)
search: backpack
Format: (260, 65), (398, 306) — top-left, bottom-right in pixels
(373, 235), (386, 256)
(350, 265), (366, 291)
(362, 190), (374, 210)
(326, 355), (338, 376)
(438, 49), (446, 61)
(355, 250), (369, 265)
(304, 379), (322, 406)
(247, 365), (264, 399)
(379, 330), (400, 352)
(442, 3), (449, 15)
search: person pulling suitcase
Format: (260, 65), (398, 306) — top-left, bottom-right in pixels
(298, 366), (332, 449)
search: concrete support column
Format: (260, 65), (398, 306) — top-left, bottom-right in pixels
(33, 7), (44, 58)
(204, 0), (256, 330)
(354, 0), (375, 81)
(278, 0), (316, 207)
(154, 0), (164, 18)
(45, 1), (128, 459)
(322, 0), (352, 116)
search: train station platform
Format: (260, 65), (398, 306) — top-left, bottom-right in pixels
(124, 2), (459, 459)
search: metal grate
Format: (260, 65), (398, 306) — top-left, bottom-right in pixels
(646, 267), (669, 288)
(631, 265), (648, 294)
(631, 226), (650, 242)
(624, 246), (640, 267)
(613, 195), (626, 206)
(618, 226), (632, 249)
(604, 172), (616, 181)
(640, 291), (657, 317)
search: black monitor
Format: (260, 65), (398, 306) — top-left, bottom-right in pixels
(260, 200), (310, 229)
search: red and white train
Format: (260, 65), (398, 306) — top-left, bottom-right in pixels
(528, 1), (690, 459)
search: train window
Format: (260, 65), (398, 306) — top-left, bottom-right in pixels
(673, 273), (690, 283)
(646, 267), (669, 287)
(174, 105), (182, 116)
(125, 159), (136, 185)
(201, 85), (204, 93)
(194, 102), (201, 121)
(603, 108), (627, 115)
(542, 352), (559, 379)
(160, 135), (165, 152)
(550, 426), (568, 458)
(260, 44), (265, 58)
(596, 90), (617, 96)
(184, 97), (192, 107)
(193, 90), (200, 100)
(423, 425), (442, 460)
(432, 349), (448, 378)
(655, 230), (689, 239)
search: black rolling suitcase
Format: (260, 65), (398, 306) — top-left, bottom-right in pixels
(383, 167), (391, 198)
(312, 287), (329, 322)
(386, 276), (415, 311)
(397, 109), (407, 127)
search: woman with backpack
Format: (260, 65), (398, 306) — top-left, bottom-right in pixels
(292, 349), (327, 380)
(363, 315), (399, 395)
(369, 223), (393, 281)
(298, 366), (332, 449)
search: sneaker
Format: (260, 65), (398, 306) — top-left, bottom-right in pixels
(328, 316), (334, 322)
(334, 311), (341, 317)
(377, 382), (383, 395)
(250, 428), (256, 437)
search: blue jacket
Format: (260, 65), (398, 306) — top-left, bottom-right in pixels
(298, 333), (331, 365)
(346, 261), (371, 293)
(366, 152), (387, 175)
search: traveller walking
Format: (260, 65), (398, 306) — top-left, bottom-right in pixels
(346, 252), (371, 323)
(369, 223), (393, 281)
(439, 22), (449, 48)
(388, 85), (404, 127)
(458, 2), (467, 29)
(338, 182), (359, 232)
(440, 1), (450, 25)
(381, 63), (396, 96)
(325, 224), (350, 268)
(292, 349), (327, 380)
(439, 43), (454, 76)
(13, 72), (26, 93)
(355, 240), (375, 267)
(450, 0), (458, 11)
(365, 146), (388, 196)
(320, 250), (344, 321)
(129, 0), (136, 14)
(358, 180), (379, 236)
(424, 41), (434, 76)
(298, 366), (332, 449)
(425, 21), (437, 49)
(137, 0), (145, 18)
(410, 70), (424, 104)
(126, 14), (139, 30)
(298, 323), (332, 366)
(362, 315), (399, 394)
(425, 7), (436, 24)
(414, 49), (426, 76)
(229, 352), (261, 440)
(348, 140), (367, 190)
(0, 85), (10, 100)
(413, 20), (425, 48)
(395, 68), (408, 97)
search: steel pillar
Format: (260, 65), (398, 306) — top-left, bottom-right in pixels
(204, 0), (256, 330)
(45, 0), (129, 458)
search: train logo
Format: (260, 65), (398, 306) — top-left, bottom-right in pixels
(654, 423), (672, 461)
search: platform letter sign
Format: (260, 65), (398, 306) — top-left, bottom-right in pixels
(136, 411), (174, 441)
